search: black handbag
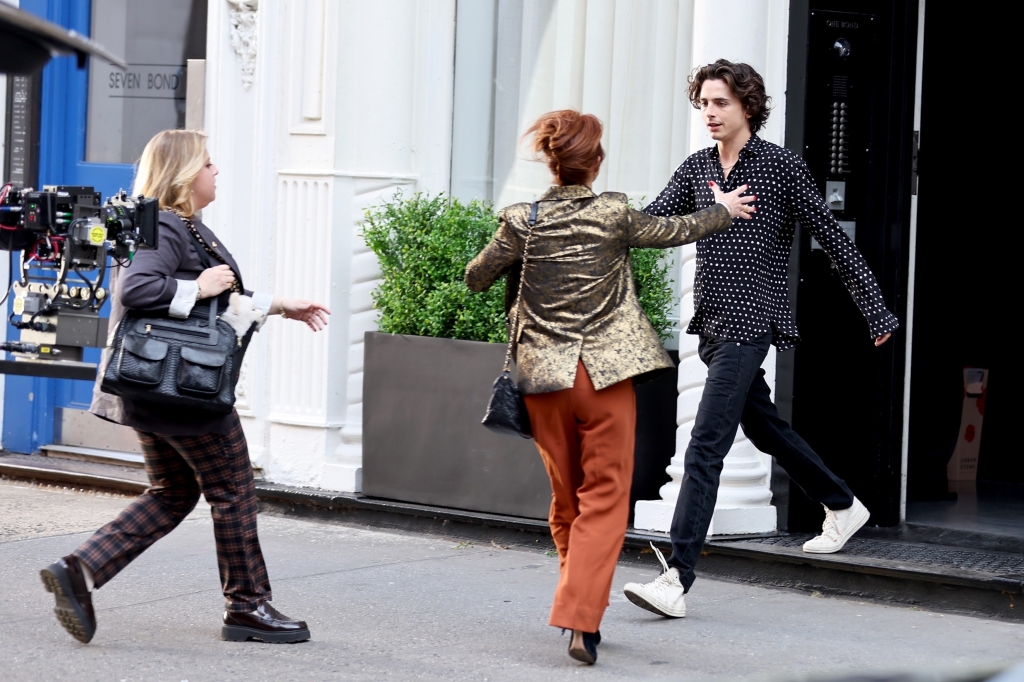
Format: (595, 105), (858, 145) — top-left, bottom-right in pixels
(481, 201), (540, 438)
(100, 225), (254, 415)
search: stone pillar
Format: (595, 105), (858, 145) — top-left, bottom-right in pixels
(204, 0), (455, 490)
(318, 0), (456, 491)
(320, 177), (412, 492)
(634, 0), (789, 535)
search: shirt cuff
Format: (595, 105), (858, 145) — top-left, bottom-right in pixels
(250, 291), (275, 332)
(868, 311), (900, 339)
(250, 291), (274, 316)
(169, 279), (199, 319)
(715, 200), (732, 216)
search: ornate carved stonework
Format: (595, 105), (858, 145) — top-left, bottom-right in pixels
(227, 0), (259, 90)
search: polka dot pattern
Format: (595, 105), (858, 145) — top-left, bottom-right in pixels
(643, 134), (899, 350)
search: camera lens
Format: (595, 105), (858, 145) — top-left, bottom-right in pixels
(833, 38), (852, 59)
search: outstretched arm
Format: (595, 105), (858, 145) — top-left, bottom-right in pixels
(270, 298), (331, 331)
(465, 211), (520, 292)
(629, 181), (754, 248)
(788, 157), (898, 344)
(627, 204), (731, 248)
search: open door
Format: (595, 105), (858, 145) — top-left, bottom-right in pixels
(904, 2), (1022, 539)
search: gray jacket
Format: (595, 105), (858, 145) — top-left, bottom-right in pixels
(90, 212), (271, 436)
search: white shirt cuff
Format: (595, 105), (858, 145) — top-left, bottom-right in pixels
(715, 199), (732, 216)
(169, 279), (199, 318)
(250, 291), (274, 316)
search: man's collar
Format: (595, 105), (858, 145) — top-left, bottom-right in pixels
(538, 185), (596, 201)
(711, 133), (764, 158)
(742, 134), (765, 156)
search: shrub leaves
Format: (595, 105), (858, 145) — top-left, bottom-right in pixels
(362, 192), (675, 343)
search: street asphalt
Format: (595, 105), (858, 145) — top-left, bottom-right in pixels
(1, 478), (1021, 682)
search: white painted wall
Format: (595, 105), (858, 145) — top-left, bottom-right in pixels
(204, 0), (455, 490)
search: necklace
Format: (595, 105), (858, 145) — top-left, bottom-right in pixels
(172, 210), (243, 294)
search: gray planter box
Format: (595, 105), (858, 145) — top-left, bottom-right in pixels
(363, 331), (551, 518)
(362, 331), (679, 521)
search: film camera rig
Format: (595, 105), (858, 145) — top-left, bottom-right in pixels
(0, 183), (158, 380)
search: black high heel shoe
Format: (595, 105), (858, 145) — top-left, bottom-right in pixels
(567, 629), (600, 664)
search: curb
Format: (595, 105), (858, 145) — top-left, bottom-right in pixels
(0, 461), (148, 495)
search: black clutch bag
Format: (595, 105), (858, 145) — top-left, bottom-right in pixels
(482, 369), (532, 438)
(481, 201), (540, 439)
(100, 297), (253, 415)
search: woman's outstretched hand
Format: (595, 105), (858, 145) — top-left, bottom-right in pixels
(278, 298), (331, 332)
(711, 181), (757, 219)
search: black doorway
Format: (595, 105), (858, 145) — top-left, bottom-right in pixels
(781, 0), (918, 532)
(905, 3), (1023, 539)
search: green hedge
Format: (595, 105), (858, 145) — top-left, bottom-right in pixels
(362, 192), (675, 344)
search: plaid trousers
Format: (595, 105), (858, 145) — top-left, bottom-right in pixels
(72, 412), (271, 612)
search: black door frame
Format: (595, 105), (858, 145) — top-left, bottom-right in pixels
(777, 0), (919, 530)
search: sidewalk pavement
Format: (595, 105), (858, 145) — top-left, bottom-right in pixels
(1, 479), (1021, 682)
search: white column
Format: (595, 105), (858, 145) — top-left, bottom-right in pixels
(204, 0), (454, 489)
(320, 0), (455, 491)
(634, 0), (788, 535)
(320, 175), (408, 492)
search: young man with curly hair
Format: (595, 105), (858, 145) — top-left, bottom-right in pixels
(622, 60), (899, 619)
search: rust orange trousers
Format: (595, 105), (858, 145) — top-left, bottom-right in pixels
(523, 359), (635, 633)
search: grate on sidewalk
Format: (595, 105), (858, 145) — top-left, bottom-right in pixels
(728, 535), (1024, 578)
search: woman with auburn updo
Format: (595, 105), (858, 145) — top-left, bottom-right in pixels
(39, 130), (329, 646)
(466, 110), (752, 664)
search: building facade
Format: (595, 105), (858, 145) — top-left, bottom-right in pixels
(195, 0), (789, 534)
(8, 1), (1014, 542)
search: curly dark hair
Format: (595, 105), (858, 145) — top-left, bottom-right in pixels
(687, 60), (772, 134)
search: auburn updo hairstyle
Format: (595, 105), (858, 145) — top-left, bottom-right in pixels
(524, 110), (604, 186)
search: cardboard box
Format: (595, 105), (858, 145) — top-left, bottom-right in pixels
(947, 367), (988, 483)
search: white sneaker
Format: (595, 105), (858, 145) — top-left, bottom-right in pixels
(622, 543), (686, 618)
(802, 497), (870, 554)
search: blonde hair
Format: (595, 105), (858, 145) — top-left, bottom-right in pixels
(132, 129), (208, 216)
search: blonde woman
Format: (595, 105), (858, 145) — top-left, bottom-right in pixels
(39, 130), (329, 645)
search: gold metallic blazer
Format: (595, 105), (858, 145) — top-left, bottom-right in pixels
(465, 185), (731, 394)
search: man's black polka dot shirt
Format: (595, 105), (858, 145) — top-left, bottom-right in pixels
(643, 134), (899, 351)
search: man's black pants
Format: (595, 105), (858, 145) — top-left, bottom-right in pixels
(667, 333), (855, 591)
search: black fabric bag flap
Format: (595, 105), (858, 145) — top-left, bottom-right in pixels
(123, 335), (169, 361)
(180, 345), (228, 368)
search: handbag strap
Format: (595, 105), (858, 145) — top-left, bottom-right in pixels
(502, 201), (540, 373)
(180, 214), (245, 294)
